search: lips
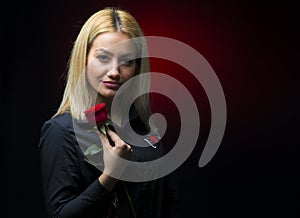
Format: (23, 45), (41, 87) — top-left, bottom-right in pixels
(103, 81), (122, 89)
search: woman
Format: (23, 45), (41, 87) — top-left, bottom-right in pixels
(38, 7), (181, 218)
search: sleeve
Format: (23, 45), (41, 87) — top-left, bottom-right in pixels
(38, 119), (110, 218)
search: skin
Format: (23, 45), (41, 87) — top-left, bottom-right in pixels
(86, 32), (137, 191)
(86, 31), (137, 106)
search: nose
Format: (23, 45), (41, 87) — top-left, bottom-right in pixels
(107, 60), (121, 80)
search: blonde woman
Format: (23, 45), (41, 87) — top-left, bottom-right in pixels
(38, 7), (180, 218)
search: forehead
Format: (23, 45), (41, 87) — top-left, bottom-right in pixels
(91, 32), (137, 56)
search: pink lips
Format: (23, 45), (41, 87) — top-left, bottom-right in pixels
(103, 81), (122, 89)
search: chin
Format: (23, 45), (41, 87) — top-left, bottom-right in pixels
(99, 91), (116, 99)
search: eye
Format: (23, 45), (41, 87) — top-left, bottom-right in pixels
(120, 59), (135, 67)
(97, 54), (110, 63)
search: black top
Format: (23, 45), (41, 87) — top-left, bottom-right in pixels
(38, 112), (181, 218)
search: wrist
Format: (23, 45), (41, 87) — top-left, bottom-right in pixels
(99, 173), (118, 192)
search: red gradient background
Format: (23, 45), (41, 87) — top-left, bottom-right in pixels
(1, 0), (297, 217)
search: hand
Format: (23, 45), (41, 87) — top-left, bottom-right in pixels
(98, 129), (133, 179)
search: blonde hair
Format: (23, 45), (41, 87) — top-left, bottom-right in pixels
(53, 7), (150, 124)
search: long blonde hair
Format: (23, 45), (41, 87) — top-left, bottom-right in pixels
(53, 7), (150, 123)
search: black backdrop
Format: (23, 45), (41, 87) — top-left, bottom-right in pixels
(1, 0), (298, 217)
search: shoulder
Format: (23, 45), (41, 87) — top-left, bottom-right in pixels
(42, 113), (73, 132)
(38, 113), (75, 150)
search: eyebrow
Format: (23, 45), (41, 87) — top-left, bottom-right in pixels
(95, 47), (137, 58)
(95, 48), (114, 56)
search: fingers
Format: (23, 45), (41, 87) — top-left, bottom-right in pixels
(97, 130), (110, 149)
(107, 129), (132, 150)
(98, 129), (132, 151)
(106, 129), (121, 143)
(98, 129), (133, 178)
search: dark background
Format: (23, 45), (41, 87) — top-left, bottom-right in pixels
(1, 0), (298, 217)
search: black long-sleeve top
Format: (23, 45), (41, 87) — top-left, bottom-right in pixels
(38, 112), (181, 218)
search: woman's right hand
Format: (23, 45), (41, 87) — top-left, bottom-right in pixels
(98, 129), (132, 191)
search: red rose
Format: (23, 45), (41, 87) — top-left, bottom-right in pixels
(84, 103), (108, 129)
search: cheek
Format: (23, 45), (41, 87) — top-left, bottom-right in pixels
(86, 70), (94, 85)
(123, 73), (134, 82)
(86, 71), (98, 91)
(86, 63), (105, 89)
(87, 59), (107, 77)
(122, 66), (136, 82)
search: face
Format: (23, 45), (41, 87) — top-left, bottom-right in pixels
(86, 32), (137, 101)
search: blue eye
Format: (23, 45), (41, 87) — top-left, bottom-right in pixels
(97, 54), (109, 62)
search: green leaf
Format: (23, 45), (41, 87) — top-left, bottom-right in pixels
(99, 125), (106, 135)
(87, 126), (98, 133)
(84, 144), (102, 156)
